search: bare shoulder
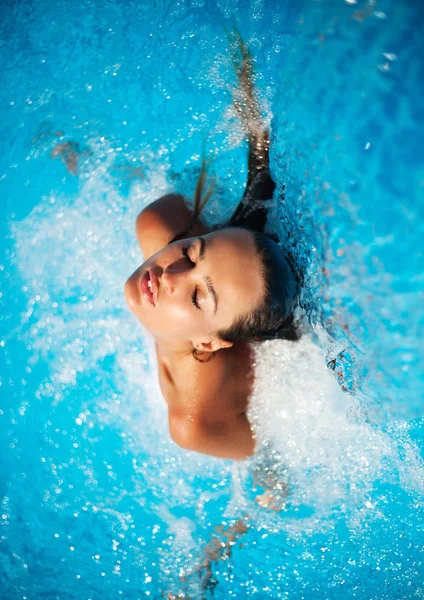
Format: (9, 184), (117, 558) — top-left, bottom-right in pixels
(157, 343), (256, 459)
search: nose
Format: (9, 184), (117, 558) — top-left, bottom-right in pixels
(160, 260), (193, 296)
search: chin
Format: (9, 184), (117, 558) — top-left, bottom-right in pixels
(124, 275), (140, 312)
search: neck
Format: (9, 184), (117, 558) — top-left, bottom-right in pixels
(154, 335), (194, 360)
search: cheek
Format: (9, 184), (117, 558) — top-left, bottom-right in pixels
(156, 301), (198, 336)
(155, 300), (214, 341)
(124, 268), (208, 340)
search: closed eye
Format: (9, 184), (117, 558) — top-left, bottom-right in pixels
(192, 286), (200, 310)
(182, 247), (201, 310)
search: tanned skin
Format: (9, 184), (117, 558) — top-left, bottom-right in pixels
(133, 31), (272, 460)
(136, 197), (256, 460)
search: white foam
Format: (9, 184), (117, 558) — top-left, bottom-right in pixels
(10, 147), (424, 538)
(10, 149), (233, 491)
(246, 334), (424, 523)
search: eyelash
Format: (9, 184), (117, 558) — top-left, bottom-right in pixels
(182, 246), (200, 310)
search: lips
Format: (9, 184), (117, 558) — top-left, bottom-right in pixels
(140, 269), (158, 306)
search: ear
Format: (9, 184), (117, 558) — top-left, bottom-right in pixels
(193, 336), (233, 353)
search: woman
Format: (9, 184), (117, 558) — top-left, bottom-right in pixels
(124, 32), (299, 460)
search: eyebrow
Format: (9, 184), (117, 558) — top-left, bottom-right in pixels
(198, 236), (206, 261)
(204, 276), (218, 314)
(198, 237), (219, 314)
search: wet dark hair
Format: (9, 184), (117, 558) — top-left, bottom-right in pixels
(170, 224), (300, 345)
(169, 158), (300, 347)
(216, 227), (300, 343)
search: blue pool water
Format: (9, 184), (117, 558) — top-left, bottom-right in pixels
(1, 0), (423, 598)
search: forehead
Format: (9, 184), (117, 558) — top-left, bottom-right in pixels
(204, 228), (265, 323)
(205, 227), (256, 256)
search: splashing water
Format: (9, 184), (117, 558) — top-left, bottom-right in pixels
(1, 0), (424, 598)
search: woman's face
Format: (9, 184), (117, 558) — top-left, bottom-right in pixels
(124, 228), (265, 348)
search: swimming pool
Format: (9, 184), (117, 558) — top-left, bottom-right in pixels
(1, 0), (423, 598)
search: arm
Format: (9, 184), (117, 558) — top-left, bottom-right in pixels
(136, 193), (208, 259)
